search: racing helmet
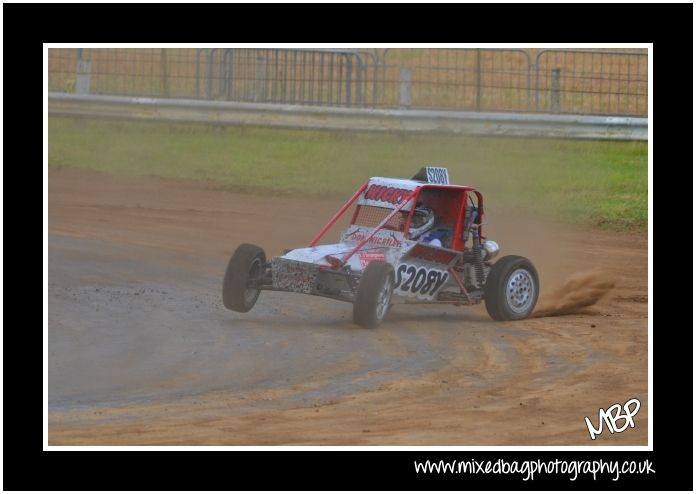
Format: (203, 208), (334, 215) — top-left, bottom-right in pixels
(409, 206), (435, 239)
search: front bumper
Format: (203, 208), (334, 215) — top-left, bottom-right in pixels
(269, 257), (357, 302)
(271, 257), (321, 294)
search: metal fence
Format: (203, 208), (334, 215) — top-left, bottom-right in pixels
(534, 50), (648, 115)
(48, 48), (648, 117)
(194, 48), (379, 106)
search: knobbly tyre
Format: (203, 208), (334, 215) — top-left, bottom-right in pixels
(223, 167), (539, 328)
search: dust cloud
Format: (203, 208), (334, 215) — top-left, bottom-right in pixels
(533, 270), (615, 318)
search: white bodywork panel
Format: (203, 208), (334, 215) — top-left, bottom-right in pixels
(279, 229), (460, 302)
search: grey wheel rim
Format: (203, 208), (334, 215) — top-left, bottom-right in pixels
(244, 259), (261, 305)
(375, 276), (393, 320)
(505, 268), (535, 314)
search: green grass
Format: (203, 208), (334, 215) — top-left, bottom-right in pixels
(48, 117), (648, 231)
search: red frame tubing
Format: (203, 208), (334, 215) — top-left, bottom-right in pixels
(340, 189), (419, 264)
(448, 267), (471, 301)
(402, 188), (421, 239)
(472, 190), (484, 238)
(308, 182), (368, 247)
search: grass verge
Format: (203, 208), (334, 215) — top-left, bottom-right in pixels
(48, 117), (647, 231)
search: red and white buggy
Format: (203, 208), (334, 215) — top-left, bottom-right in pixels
(223, 167), (539, 328)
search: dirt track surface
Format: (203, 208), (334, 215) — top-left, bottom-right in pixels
(48, 168), (648, 445)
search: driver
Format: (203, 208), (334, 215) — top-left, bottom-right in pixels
(409, 206), (443, 247)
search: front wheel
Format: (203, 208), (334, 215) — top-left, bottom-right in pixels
(484, 255), (539, 321)
(353, 261), (394, 328)
(223, 244), (266, 312)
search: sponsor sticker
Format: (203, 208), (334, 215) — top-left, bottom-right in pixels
(363, 184), (413, 206)
(358, 250), (386, 268)
(346, 230), (402, 249)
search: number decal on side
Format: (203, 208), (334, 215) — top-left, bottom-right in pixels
(421, 270), (438, 295)
(401, 266), (417, 291)
(429, 271), (449, 296)
(411, 268), (426, 293)
(394, 264), (449, 298)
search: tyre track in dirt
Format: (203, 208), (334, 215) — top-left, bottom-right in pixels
(47, 168), (648, 445)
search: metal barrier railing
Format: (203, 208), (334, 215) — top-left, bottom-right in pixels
(534, 49), (648, 116)
(48, 92), (649, 141)
(47, 48), (648, 117)
(192, 48), (379, 107)
(380, 48), (533, 112)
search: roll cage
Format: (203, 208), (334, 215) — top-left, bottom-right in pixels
(308, 180), (484, 265)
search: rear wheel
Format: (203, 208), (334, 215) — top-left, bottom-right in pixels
(353, 261), (394, 328)
(223, 244), (266, 312)
(484, 255), (539, 321)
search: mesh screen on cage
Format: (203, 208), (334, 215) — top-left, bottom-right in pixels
(352, 206), (408, 231)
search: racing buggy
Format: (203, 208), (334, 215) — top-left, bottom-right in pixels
(223, 167), (538, 328)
